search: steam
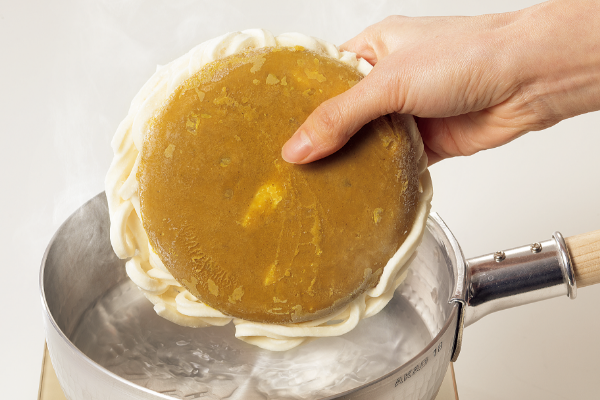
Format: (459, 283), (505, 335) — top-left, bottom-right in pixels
(49, 0), (402, 222)
(51, 0), (415, 223)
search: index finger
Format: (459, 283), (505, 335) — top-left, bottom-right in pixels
(340, 32), (379, 65)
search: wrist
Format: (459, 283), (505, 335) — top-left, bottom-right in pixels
(506, 0), (600, 128)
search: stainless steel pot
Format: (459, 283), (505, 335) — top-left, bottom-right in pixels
(40, 193), (599, 400)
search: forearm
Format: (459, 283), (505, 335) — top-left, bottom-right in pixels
(506, 0), (600, 129)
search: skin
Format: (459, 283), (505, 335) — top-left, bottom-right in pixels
(281, 0), (600, 165)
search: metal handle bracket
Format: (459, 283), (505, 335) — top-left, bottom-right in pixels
(449, 231), (577, 361)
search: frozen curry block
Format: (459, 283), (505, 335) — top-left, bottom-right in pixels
(106, 30), (432, 350)
(137, 46), (420, 323)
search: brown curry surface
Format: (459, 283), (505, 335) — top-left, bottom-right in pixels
(138, 47), (419, 323)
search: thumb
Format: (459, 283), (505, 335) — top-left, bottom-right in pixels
(281, 70), (395, 164)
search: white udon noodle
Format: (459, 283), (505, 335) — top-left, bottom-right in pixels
(105, 29), (433, 351)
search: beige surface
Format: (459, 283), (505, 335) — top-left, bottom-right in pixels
(38, 345), (67, 400)
(38, 343), (458, 400)
(437, 364), (460, 400)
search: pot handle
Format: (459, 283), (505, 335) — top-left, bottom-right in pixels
(450, 229), (599, 362)
(566, 230), (600, 288)
(463, 230), (600, 327)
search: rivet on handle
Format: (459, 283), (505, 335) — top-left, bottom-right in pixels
(493, 251), (506, 262)
(531, 242), (543, 253)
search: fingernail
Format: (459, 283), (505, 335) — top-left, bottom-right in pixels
(282, 130), (313, 163)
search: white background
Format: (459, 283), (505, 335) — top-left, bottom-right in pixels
(1, 0), (598, 399)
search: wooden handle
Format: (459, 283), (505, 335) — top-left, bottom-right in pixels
(565, 230), (600, 288)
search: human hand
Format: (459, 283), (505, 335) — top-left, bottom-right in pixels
(281, 0), (600, 165)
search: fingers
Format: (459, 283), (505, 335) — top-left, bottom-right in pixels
(282, 16), (419, 164)
(341, 15), (417, 65)
(340, 17), (401, 64)
(281, 71), (396, 164)
(416, 118), (456, 166)
(416, 108), (529, 166)
(340, 34), (379, 65)
(423, 146), (444, 167)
